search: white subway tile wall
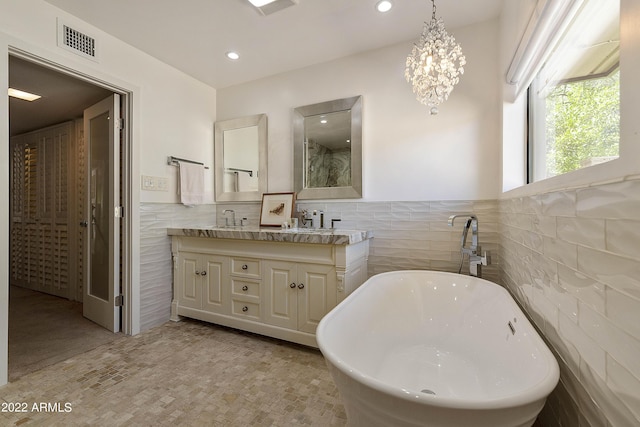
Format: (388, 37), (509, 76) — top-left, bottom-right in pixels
(140, 203), (217, 331)
(499, 178), (640, 427)
(295, 200), (500, 281)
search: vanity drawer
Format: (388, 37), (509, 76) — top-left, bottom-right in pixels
(231, 278), (260, 298)
(231, 299), (260, 320)
(231, 258), (261, 278)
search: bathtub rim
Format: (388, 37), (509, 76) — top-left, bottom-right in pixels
(317, 270), (561, 411)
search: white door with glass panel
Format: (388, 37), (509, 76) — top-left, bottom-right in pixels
(82, 95), (121, 332)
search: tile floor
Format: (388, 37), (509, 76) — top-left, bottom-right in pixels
(1, 319), (347, 426)
(8, 286), (123, 382)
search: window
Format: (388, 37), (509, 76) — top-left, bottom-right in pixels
(528, 0), (620, 183)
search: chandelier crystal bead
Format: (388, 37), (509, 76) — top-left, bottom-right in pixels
(405, 0), (466, 115)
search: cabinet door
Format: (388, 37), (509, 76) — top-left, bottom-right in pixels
(201, 254), (230, 314)
(177, 252), (202, 310)
(263, 260), (297, 329)
(297, 264), (336, 334)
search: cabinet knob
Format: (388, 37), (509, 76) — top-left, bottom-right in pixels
(201, 270), (207, 276)
(298, 283), (305, 289)
(242, 306), (249, 312)
(290, 283), (296, 289)
(195, 271), (201, 275)
(242, 285), (248, 291)
(242, 264), (248, 270)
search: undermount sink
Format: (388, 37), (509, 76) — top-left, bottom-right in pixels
(286, 228), (334, 234)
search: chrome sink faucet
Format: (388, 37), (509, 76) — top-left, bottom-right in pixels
(223, 209), (236, 227)
(448, 214), (491, 277)
(299, 209), (312, 228)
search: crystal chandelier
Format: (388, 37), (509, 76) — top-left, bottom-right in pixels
(405, 0), (466, 115)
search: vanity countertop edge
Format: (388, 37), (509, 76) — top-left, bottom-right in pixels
(167, 227), (374, 245)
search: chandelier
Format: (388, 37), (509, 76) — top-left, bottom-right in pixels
(405, 0), (466, 115)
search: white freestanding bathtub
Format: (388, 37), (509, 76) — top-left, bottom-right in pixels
(316, 270), (559, 427)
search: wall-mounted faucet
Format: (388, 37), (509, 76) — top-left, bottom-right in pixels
(448, 214), (491, 278)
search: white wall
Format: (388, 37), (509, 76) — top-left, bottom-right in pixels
(0, 0), (217, 386)
(217, 19), (501, 202)
(0, 0), (217, 205)
(0, 32), (9, 387)
(500, 0), (537, 193)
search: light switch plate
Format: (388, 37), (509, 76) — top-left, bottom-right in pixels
(142, 175), (169, 191)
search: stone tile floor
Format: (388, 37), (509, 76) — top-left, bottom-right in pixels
(0, 319), (347, 426)
(9, 286), (122, 382)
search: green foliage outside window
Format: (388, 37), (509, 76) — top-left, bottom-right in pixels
(544, 70), (620, 177)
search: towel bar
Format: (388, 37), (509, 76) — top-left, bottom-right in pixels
(167, 155), (209, 169)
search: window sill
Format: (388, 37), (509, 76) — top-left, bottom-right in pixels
(501, 157), (640, 199)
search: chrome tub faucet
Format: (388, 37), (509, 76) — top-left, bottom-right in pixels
(448, 214), (491, 278)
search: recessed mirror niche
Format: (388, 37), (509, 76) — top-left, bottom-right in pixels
(294, 96), (362, 199)
(214, 114), (267, 202)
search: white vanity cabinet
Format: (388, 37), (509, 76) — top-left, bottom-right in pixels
(169, 228), (371, 347)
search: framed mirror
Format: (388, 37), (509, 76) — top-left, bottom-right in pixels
(294, 95), (362, 199)
(214, 114), (268, 202)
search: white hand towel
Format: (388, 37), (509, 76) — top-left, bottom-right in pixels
(179, 162), (204, 206)
(237, 170), (259, 192)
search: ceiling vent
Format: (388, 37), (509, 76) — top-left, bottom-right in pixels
(57, 19), (99, 62)
(249, 0), (298, 16)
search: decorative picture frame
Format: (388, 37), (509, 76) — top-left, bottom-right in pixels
(259, 192), (296, 227)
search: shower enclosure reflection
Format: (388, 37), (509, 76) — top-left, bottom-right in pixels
(294, 96), (362, 199)
(304, 109), (352, 188)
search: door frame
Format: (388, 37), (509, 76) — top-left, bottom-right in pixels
(5, 48), (136, 334)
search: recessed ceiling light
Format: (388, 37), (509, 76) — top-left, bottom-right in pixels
(248, 0), (276, 6)
(226, 51), (240, 60)
(248, 0), (298, 16)
(376, 0), (393, 13)
(8, 88), (42, 101)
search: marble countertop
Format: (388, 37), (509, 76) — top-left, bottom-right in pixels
(167, 227), (373, 245)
